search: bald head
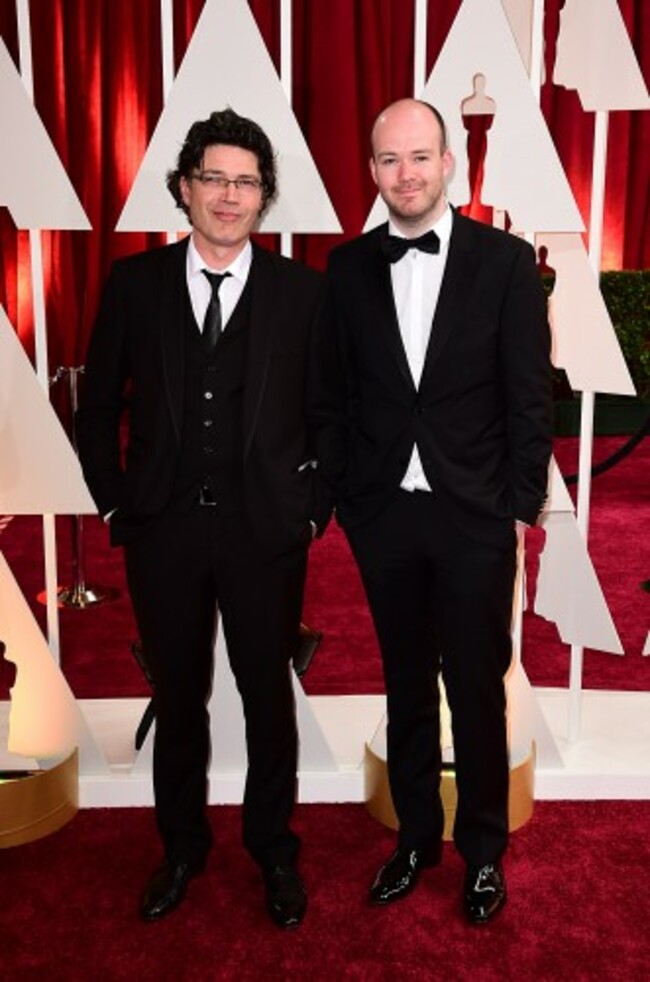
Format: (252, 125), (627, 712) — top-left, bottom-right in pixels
(371, 99), (448, 158)
(369, 99), (453, 235)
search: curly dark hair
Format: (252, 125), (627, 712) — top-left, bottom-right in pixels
(166, 108), (278, 219)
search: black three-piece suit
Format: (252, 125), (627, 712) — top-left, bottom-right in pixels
(325, 211), (552, 866)
(77, 237), (335, 870)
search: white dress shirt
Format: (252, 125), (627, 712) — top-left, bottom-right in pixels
(391, 205), (453, 492)
(186, 236), (252, 331)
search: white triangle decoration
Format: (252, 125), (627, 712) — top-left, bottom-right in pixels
(537, 233), (635, 396)
(0, 307), (96, 514)
(536, 511), (623, 655)
(0, 552), (107, 771)
(365, 0), (584, 233)
(117, 0), (341, 234)
(506, 660), (564, 769)
(0, 38), (90, 231)
(546, 456), (576, 514)
(553, 0), (650, 111)
(500, 0), (534, 74)
(536, 462), (623, 655)
(131, 621), (339, 778)
(208, 625), (337, 773)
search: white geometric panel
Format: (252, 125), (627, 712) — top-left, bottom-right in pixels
(538, 462), (624, 657)
(365, 0), (584, 233)
(501, 0), (534, 75)
(0, 307), (96, 514)
(117, 0), (341, 234)
(536, 511), (623, 655)
(131, 619), (339, 777)
(506, 660), (563, 769)
(0, 38), (91, 231)
(208, 626), (338, 773)
(537, 233), (635, 396)
(0, 552), (107, 771)
(546, 456), (576, 514)
(553, 0), (650, 111)
(644, 632), (650, 657)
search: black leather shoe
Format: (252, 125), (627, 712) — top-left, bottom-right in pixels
(463, 863), (506, 924)
(140, 861), (201, 921)
(369, 844), (442, 906)
(263, 865), (307, 929)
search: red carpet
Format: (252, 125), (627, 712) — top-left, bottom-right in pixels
(3, 800), (650, 978)
(0, 436), (648, 700)
(1, 439), (649, 976)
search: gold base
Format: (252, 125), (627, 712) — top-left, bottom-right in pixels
(365, 743), (535, 839)
(37, 585), (120, 608)
(0, 749), (79, 848)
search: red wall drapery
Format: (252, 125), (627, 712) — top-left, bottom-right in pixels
(0, 0), (648, 376)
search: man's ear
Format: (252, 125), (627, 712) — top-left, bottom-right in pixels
(442, 148), (454, 181)
(369, 156), (378, 187)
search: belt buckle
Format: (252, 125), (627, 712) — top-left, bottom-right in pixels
(199, 485), (217, 507)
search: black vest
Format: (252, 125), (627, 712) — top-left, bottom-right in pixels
(170, 281), (251, 513)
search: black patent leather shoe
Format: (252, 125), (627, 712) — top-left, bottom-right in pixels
(463, 863), (506, 924)
(369, 844), (442, 906)
(140, 861), (201, 921)
(263, 865), (307, 929)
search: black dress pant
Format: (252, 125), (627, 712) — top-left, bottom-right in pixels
(347, 491), (516, 868)
(124, 506), (307, 870)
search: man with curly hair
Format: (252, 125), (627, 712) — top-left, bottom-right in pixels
(77, 109), (336, 927)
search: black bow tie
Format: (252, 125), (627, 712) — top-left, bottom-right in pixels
(381, 229), (440, 263)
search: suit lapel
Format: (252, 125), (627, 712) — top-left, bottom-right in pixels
(243, 244), (278, 459)
(420, 212), (478, 385)
(159, 238), (190, 444)
(367, 226), (414, 389)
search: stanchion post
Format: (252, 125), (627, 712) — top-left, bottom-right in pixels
(41, 367), (119, 610)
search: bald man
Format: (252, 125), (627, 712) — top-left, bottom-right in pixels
(324, 100), (552, 923)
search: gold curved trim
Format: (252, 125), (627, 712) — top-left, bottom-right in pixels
(0, 749), (79, 848)
(365, 743), (535, 840)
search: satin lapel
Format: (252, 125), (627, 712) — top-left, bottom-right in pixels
(160, 239), (190, 445)
(420, 214), (477, 385)
(368, 227), (414, 389)
(243, 244), (277, 459)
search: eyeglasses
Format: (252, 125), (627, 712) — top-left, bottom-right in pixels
(191, 172), (262, 193)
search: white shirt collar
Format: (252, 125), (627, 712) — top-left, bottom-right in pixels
(388, 203), (453, 250)
(187, 235), (253, 283)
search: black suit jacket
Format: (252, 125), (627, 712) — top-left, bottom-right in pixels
(76, 239), (337, 554)
(325, 212), (553, 545)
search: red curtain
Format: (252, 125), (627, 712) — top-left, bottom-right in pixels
(0, 0), (648, 377)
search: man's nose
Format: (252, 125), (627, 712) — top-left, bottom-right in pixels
(397, 160), (413, 182)
(222, 181), (238, 201)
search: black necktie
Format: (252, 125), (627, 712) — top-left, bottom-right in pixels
(381, 229), (440, 263)
(201, 271), (230, 351)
